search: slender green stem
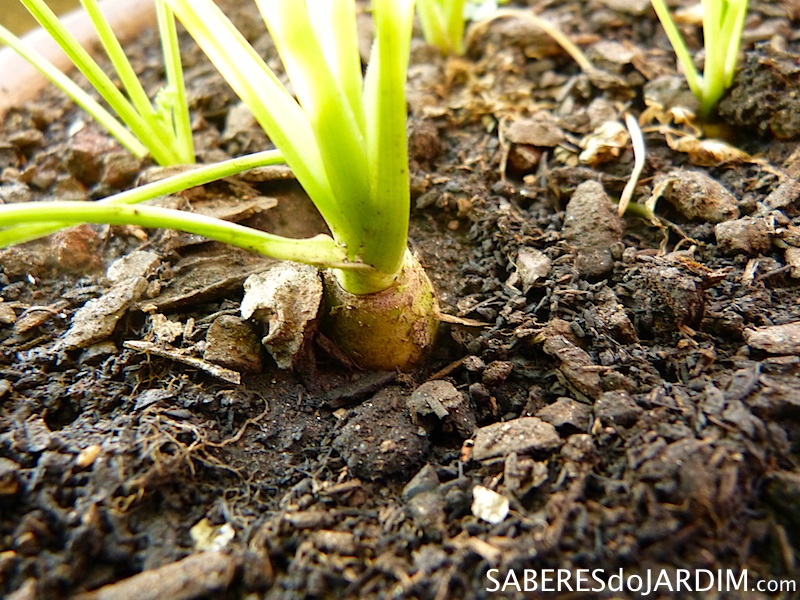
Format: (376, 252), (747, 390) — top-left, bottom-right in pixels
(623, 200), (656, 221)
(167, 0), (417, 295)
(352, 0), (414, 294)
(0, 202), (361, 269)
(257, 0), (371, 258)
(721, 0), (748, 88)
(155, 0), (195, 163)
(649, 0), (703, 101)
(446, 0), (467, 55)
(13, 0), (195, 164)
(19, 0), (177, 164)
(78, 0), (157, 125)
(651, 0), (748, 117)
(417, 0), (451, 54)
(417, 0), (467, 55)
(166, 0), (350, 245)
(78, 0), (184, 163)
(0, 150), (284, 247)
(0, 23), (147, 158)
(306, 0), (365, 134)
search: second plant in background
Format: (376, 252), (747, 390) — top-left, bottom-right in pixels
(650, 0), (749, 118)
(0, 0), (194, 165)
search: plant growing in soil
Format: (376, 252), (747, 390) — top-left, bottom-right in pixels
(649, 0), (749, 117)
(0, 0), (438, 371)
(416, 0), (467, 55)
(416, 0), (509, 55)
(0, 0), (194, 165)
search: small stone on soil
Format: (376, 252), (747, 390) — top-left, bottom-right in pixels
(0, 182), (32, 204)
(562, 180), (622, 277)
(408, 380), (476, 438)
(0, 302), (17, 325)
(101, 151), (143, 188)
(403, 464), (440, 501)
(471, 485), (509, 524)
(630, 263), (705, 340)
(744, 322), (800, 355)
(714, 217), (773, 255)
(311, 530), (358, 556)
(482, 360), (513, 386)
(471, 417), (561, 461)
(536, 397), (591, 433)
(408, 490), (446, 539)
(63, 277), (148, 349)
(0, 457), (21, 496)
(106, 250), (161, 282)
(204, 315), (264, 373)
(654, 170), (739, 223)
(78, 341), (118, 365)
(763, 179), (800, 212)
(51, 224), (102, 274)
(332, 389), (429, 480)
(504, 115), (565, 148)
(222, 102), (258, 141)
(594, 390), (643, 428)
(65, 130), (117, 185)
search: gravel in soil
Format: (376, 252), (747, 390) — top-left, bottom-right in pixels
(2, 0), (800, 598)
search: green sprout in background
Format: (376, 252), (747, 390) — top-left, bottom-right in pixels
(0, 0), (194, 165)
(650, 0), (749, 118)
(0, 0), (438, 371)
(416, 0), (508, 55)
(417, 0), (467, 55)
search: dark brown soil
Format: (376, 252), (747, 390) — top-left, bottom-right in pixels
(2, 1), (800, 599)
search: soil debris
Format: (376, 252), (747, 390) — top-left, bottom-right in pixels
(744, 322), (800, 355)
(714, 216), (774, 255)
(72, 551), (236, 600)
(471, 416), (561, 461)
(594, 390), (643, 428)
(62, 276), (147, 349)
(507, 247), (550, 293)
(203, 314), (264, 373)
(538, 319), (603, 399)
(408, 380), (476, 438)
(653, 169), (740, 223)
(1, 0), (799, 596)
(719, 41), (800, 139)
(536, 397), (591, 433)
(240, 262), (322, 370)
(106, 250), (161, 282)
(124, 340), (241, 384)
(561, 180), (622, 277)
(332, 388), (429, 480)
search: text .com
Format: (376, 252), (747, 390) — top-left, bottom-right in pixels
(486, 568), (796, 595)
